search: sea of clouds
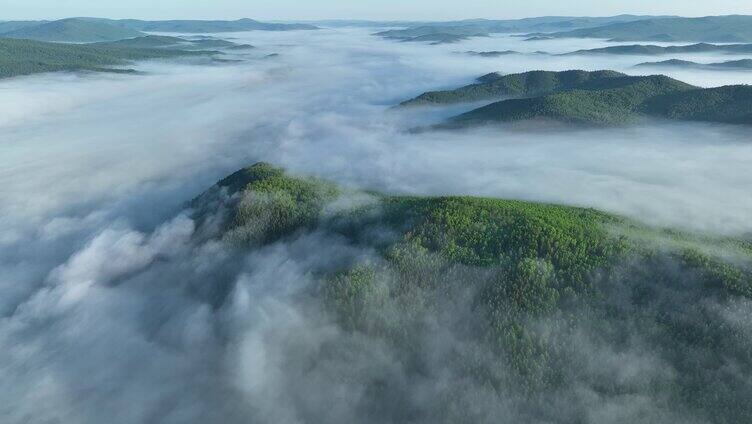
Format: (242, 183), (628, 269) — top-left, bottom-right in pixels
(1, 27), (751, 423)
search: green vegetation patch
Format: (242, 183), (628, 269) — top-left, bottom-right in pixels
(642, 85), (752, 125)
(1, 17), (144, 42)
(199, 163), (752, 300)
(0, 37), (214, 79)
(564, 42), (752, 56)
(92, 35), (246, 51)
(193, 163), (752, 421)
(400, 70), (627, 106)
(212, 163), (340, 244)
(449, 74), (697, 126)
(412, 70), (752, 127)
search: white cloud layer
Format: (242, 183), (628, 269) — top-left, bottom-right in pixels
(1, 28), (751, 423)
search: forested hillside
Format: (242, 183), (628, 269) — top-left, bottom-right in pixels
(400, 70), (628, 106)
(0, 37), (213, 79)
(400, 70), (752, 127)
(187, 162), (752, 423)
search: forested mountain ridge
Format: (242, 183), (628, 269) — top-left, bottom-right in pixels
(539, 15), (752, 42)
(446, 74), (696, 126)
(375, 15), (673, 41)
(91, 35), (253, 50)
(1, 18), (144, 42)
(187, 162), (752, 423)
(563, 42), (752, 56)
(448, 80), (752, 127)
(399, 70), (752, 127)
(0, 17), (316, 43)
(635, 59), (752, 70)
(109, 18), (317, 32)
(0, 37), (215, 79)
(642, 85), (752, 124)
(399, 70), (627, 106)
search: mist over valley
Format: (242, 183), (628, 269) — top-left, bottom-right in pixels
(1, 12), (751, 424)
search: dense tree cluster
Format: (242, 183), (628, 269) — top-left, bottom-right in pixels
(190, 163), (752, 422)
(0, 37), (211, 79)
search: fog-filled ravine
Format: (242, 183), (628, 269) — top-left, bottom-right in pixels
(1, 27), (752, 424)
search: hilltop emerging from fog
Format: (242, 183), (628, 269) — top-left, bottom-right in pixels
(0, 35), (259, 78)
(181, 161), (752, 422)
(400, 70), (752, 127)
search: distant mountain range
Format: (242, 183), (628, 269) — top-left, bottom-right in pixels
(562, 42), (752, 55)
(0, 17), (317, 42)
(635, 59), (752, 70)
(0, 20), (47, 34)
(7, 15), (752, 44)
(0, 34), (259, 79)
(1, 18), (143, 42)
(375, 15), (673, 42)
(91, 34), (254, 51)
(377, 15), (752, 44)
(536, 15), (752, 42)
(298, 19), (428, 28)
(108, 18), (317, 33)
(464, 50), (521, 57)
(400, 70), (752, 127)
(399, 33), (472, 44)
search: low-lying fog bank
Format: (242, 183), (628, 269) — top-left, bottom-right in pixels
(2, 30), (750, 238)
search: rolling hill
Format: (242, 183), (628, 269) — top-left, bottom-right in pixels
(464, 50), (521, 57)
(1, 18), (144, 42)
(92, 35), (188, 49)
(375, 15), (671, 41)
(110, 18), (317, 32)
(635, 58), (752, 70)
(642, 85), (752, 124)
(91, 35), (252, 50)
(563, 42), (752, 55)
(0, 37), (214, 79)
(401, 33), (470, 44)
(399, 69), (629, 106)
(187, 161), (752, 423)
(0, 18), (317, 43)
(376, 25), (489, 41)
(0, 20), (46, 34)
(402, 69), (752, 127)
(447, 73), (698, 126)
(543, 15), (752, 42)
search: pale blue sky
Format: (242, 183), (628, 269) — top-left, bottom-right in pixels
(4, 0), (752, 21)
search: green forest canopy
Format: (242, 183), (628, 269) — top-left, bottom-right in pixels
(189, 162), (752, 423)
